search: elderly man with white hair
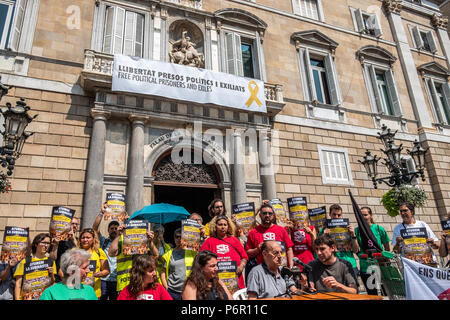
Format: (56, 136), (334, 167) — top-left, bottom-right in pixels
(40, 249), (97, 300)
(247, 240), (304, 299)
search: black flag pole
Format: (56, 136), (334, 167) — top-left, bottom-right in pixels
(348, 190), (382, 255)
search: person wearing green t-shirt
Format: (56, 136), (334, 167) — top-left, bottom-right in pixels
(355, 206), (390, 295)
(40, 249), (97, 300)
(319, 204), (359, 281)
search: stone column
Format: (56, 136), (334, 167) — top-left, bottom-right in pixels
(126, 114), (148, 215)
(259, 129), (277, 201)
(431, 14), (450, 70)
(383, 0), (433, 129)
(82, 109), (110, 229)
(232, 129), (247, 205)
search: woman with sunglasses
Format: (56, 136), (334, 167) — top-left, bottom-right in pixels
(75, 228), (110, 298)
(14, 233), (56, 300)
(118, 254), (172, 300)
(200, 215), (248, 290)
(182, 250), (232, 300)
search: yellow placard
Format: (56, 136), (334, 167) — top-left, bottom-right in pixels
(52, 215), (71, 223)
(25, 271), (48, 280)
(404, 237), (426, 245)
(5, 236), (27, 242)
(126, 229), (146, 235)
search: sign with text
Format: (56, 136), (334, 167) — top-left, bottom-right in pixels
(112, 54), (266, 113)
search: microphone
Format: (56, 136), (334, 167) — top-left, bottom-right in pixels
(293, 257), (312, 273)
(280, 266), (293, 278)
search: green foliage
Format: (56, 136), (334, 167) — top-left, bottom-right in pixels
(0, 173), (12, 194)
(381, 185), (428, 218)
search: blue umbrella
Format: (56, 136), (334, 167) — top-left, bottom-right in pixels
(129, 203), (190, 224)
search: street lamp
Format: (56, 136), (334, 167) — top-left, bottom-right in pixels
(0, 78), (37, 179)
(359, 124), (428, 189)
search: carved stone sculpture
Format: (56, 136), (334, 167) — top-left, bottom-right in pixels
(169, 30), (205, 68)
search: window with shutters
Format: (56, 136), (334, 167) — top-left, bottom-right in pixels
(410, 26), (437, 53)
(350, 8), (382, 38)
(292, 30), (342, 121)
(357, 46), (402, 117)
(224, 32), (259, 79)
(292, 0), (324, 21)
(103, 6), (144, 57)
(215, 9), (267, 80)
(418, 62), (450, 127)
(0, 0), (26, 50)
(318, 145), (354, 185)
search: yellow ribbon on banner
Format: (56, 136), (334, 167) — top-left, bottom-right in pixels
(245, 80), (262, 108)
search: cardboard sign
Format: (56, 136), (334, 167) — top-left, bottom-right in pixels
(1, 226), (29, 263)
(270, 198), (289, 228)
(49, 206), (75, 241)
(123, 220), (149, 255)
(326, 218), (351, 252)
(401, 227), (435, 266)
(287, 197), (308, 227)
(308, 206), (327, 231)
(217, 260), (239, 295)
(232, 202), (255, 236)
(22, 259), (53, 300)
(105, 193), (126, 222)
(181, 219), (201, 251)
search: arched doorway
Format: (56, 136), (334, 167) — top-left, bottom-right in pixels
(151, 149), (221, 245)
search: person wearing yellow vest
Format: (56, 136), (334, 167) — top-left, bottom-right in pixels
(160, 228), (197, 300)
(152, 224), (172, 284)
(109, 223), (158, 294)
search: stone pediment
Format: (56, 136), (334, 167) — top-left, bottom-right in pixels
(291, 30), (339, 52)
(418, 61), (450, 79)
(214, 8), (267, 31)
(356, 45), (397, 66)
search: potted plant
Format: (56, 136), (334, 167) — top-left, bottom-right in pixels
(381, 184), (428, 217)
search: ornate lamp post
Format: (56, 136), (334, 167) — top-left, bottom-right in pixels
(359, 124), (428, 189)
(0, 77), (37, 187)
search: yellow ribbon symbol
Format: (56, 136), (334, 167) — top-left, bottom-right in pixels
(245, 80), (262, 108)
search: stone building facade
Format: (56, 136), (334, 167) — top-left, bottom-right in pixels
(0, 0), (449, 259)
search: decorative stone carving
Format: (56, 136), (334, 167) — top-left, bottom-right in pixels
(382, 0), (402, 14)
(431, 14), (448, 30)
(169, 30), (205, 68)
(172, 0), (202, 10)
(154, 154), (218, 185)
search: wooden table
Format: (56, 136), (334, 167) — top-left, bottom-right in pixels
(262, 292), (383, 300)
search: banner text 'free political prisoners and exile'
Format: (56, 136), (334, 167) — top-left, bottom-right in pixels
(112, 54), (267, 113)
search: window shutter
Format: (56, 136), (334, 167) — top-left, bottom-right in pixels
(225, 32), (236, 75)
(103, 6), (115, 54)
(292, 0), (301, 15)
(426, 31), (437, 53)
(234, 33), (243, 77)
(427, 78), (444, 123)
(304, 48), (316, 101)
(324, 54), (340, 105)
(442, 82), (450, 124)
(123, 11), (135, 56)
(412, 26), (423, 49)
(385, 69), (402, 116)
(369, 14), (382, 37)
(113, 7), (125, 54)
(8, 0), (27, 51)
(135, 14), (144, 58)
(368, 65), (383, 113)
(354, 9), (365, 32)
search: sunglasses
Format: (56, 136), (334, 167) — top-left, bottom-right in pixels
(261, 211), (274, 216)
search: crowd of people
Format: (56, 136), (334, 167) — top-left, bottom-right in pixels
(0, 198), (448, 300)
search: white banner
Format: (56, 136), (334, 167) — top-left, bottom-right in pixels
(112, 54), (266, 113)
(402, 257), (450, 300)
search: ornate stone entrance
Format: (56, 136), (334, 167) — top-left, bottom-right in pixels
(151, 151), (221, 244)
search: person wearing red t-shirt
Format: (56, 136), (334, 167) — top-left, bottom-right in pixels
(245, 203), (294, 268)
(117, 255), (172, 300)
(200, 215), (248, 289)
(288, 220), (316, 269)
